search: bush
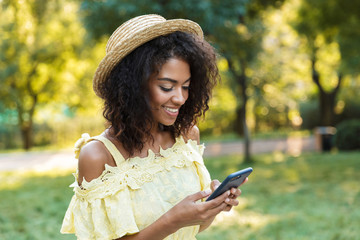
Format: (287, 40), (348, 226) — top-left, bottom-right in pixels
(335, 100), (360, 125)
(299, 101), (320, 130)
(333, 119), (360, 150)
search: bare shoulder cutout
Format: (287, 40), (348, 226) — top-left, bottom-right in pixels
(77, 140), (114, 184)
(182, 125), (200, 144)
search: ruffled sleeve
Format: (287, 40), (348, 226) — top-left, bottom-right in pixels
(185, 139), (211, 191)
(61, 179), (139, 240)
(61, 134), (140, 240)
(74, 133), (91, 159)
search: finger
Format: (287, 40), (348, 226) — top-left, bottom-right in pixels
(188, 189), (212, 201)
(230, 188), (241, 198)
(241, 177), (249, 185)
(207, 202), (229, 216)
(225, 198), (239, 206)
(210, 179), (221, 191)
(223, 205), (232, 212)
(205, 190), (231, 208)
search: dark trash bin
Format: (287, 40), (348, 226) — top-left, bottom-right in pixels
(314, 126), (337, 152)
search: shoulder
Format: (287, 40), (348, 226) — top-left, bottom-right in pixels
(77, 140), (113, 184)
(182, 125), (200, 144)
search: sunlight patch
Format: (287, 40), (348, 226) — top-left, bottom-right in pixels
(273, 151), (285, 162)
(212, 208), (279, 229)
(0, 169), (73, 190)
(341, 181), (360, 205)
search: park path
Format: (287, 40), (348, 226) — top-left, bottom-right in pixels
(0, 136), (316, 172)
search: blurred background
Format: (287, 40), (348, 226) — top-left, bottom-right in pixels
(0, 0), (359, 239)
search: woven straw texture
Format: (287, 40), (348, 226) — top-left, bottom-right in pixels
(93, 14), (203, 98)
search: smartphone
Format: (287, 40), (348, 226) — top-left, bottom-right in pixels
(206, 167), (253, 201)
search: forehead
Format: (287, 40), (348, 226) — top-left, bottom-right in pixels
(155, 58), (190, 80)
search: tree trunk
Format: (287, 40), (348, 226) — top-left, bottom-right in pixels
(319, 90), (335, 126)
(14, 79), (38, 150)
(20, 123), (33, 150)
(228, 57), (252, 163)
(239, 72), (251, 163)
(311, 58), (342, 126)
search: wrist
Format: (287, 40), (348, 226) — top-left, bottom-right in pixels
(161, 210), (180, 234)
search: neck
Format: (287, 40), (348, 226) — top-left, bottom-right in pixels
(149, 122), (164, 135)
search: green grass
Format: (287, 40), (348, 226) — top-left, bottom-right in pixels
(198, 151), (360, 240)
(0, 171), (76, 240)
(0, 151), (359, 240)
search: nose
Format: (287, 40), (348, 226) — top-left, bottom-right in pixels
(172, 88), (187, 105)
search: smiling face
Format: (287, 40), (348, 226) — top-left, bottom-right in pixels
(148, 58), (191, 127)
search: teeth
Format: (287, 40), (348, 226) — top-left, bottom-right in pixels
(164, 107), (178, 113)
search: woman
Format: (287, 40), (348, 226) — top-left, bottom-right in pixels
(61, 14), (246, 240)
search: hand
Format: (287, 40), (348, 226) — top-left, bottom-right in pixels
(210, 178), (248, 212)
(163, 188), (231, 232)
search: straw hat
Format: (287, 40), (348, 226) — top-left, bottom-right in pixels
(93, 14), (204, 98)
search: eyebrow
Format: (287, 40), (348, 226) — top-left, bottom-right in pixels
(157, 77), (191, 84)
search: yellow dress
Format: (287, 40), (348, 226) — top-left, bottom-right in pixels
(61, 133), (211, 240)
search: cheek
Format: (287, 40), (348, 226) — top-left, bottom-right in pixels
(185, 91), (190, 100)
(149, 90), (167, 107)
(184, 91), (190, 102)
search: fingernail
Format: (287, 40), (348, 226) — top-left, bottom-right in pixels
(204, 189), (211, 195)
(225, 198), (230, 203)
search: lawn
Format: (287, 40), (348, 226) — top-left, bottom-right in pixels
(0, 151), (359, 240)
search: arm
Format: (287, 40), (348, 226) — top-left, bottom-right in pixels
(183, 125), (246, 232)
(116, 189), (231, 240)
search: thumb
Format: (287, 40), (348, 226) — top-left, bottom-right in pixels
(188, 189), (212, 201)
(211, 179), (221, 191)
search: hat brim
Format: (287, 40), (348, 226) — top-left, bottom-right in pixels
(93, 19), (203, 98)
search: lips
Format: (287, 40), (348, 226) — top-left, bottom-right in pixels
(163, 106), (180, 118)
(164, 106), (179, 113)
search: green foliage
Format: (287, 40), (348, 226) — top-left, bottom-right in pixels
(334, 119), (360, 151)
(291, 0), (360, 76)
(0, 105), (19, 149)
(299, 101), (320, 129)
(199, 65), (237, 136)
(1, 151), (359, 239)
(299, 88), (360, 131)
(0, 0), (104, 150)
(335, 99), (360, 125)
(290, 0), (360, 127)
(1, 0), (360, 151)
(79, 0), (250, 40)
(0, 0), (89, 149)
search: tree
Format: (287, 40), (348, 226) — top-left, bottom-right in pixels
(0, 0), (86, 149)
(291, 0), (360, 127)
(250, 2), (314, 132)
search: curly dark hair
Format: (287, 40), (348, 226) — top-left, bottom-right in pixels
(101, 31), (220, 156)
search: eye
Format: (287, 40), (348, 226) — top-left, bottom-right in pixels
(182, 86), (190, 91)
(160, 86), (173, 92)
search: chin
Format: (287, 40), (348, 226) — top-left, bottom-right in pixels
(161, 121), (176, 127)
(158, 118), (177, 126)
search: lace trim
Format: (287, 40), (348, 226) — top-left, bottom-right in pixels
(74, 133), (91, 159)
(70, 135), (205, 202)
